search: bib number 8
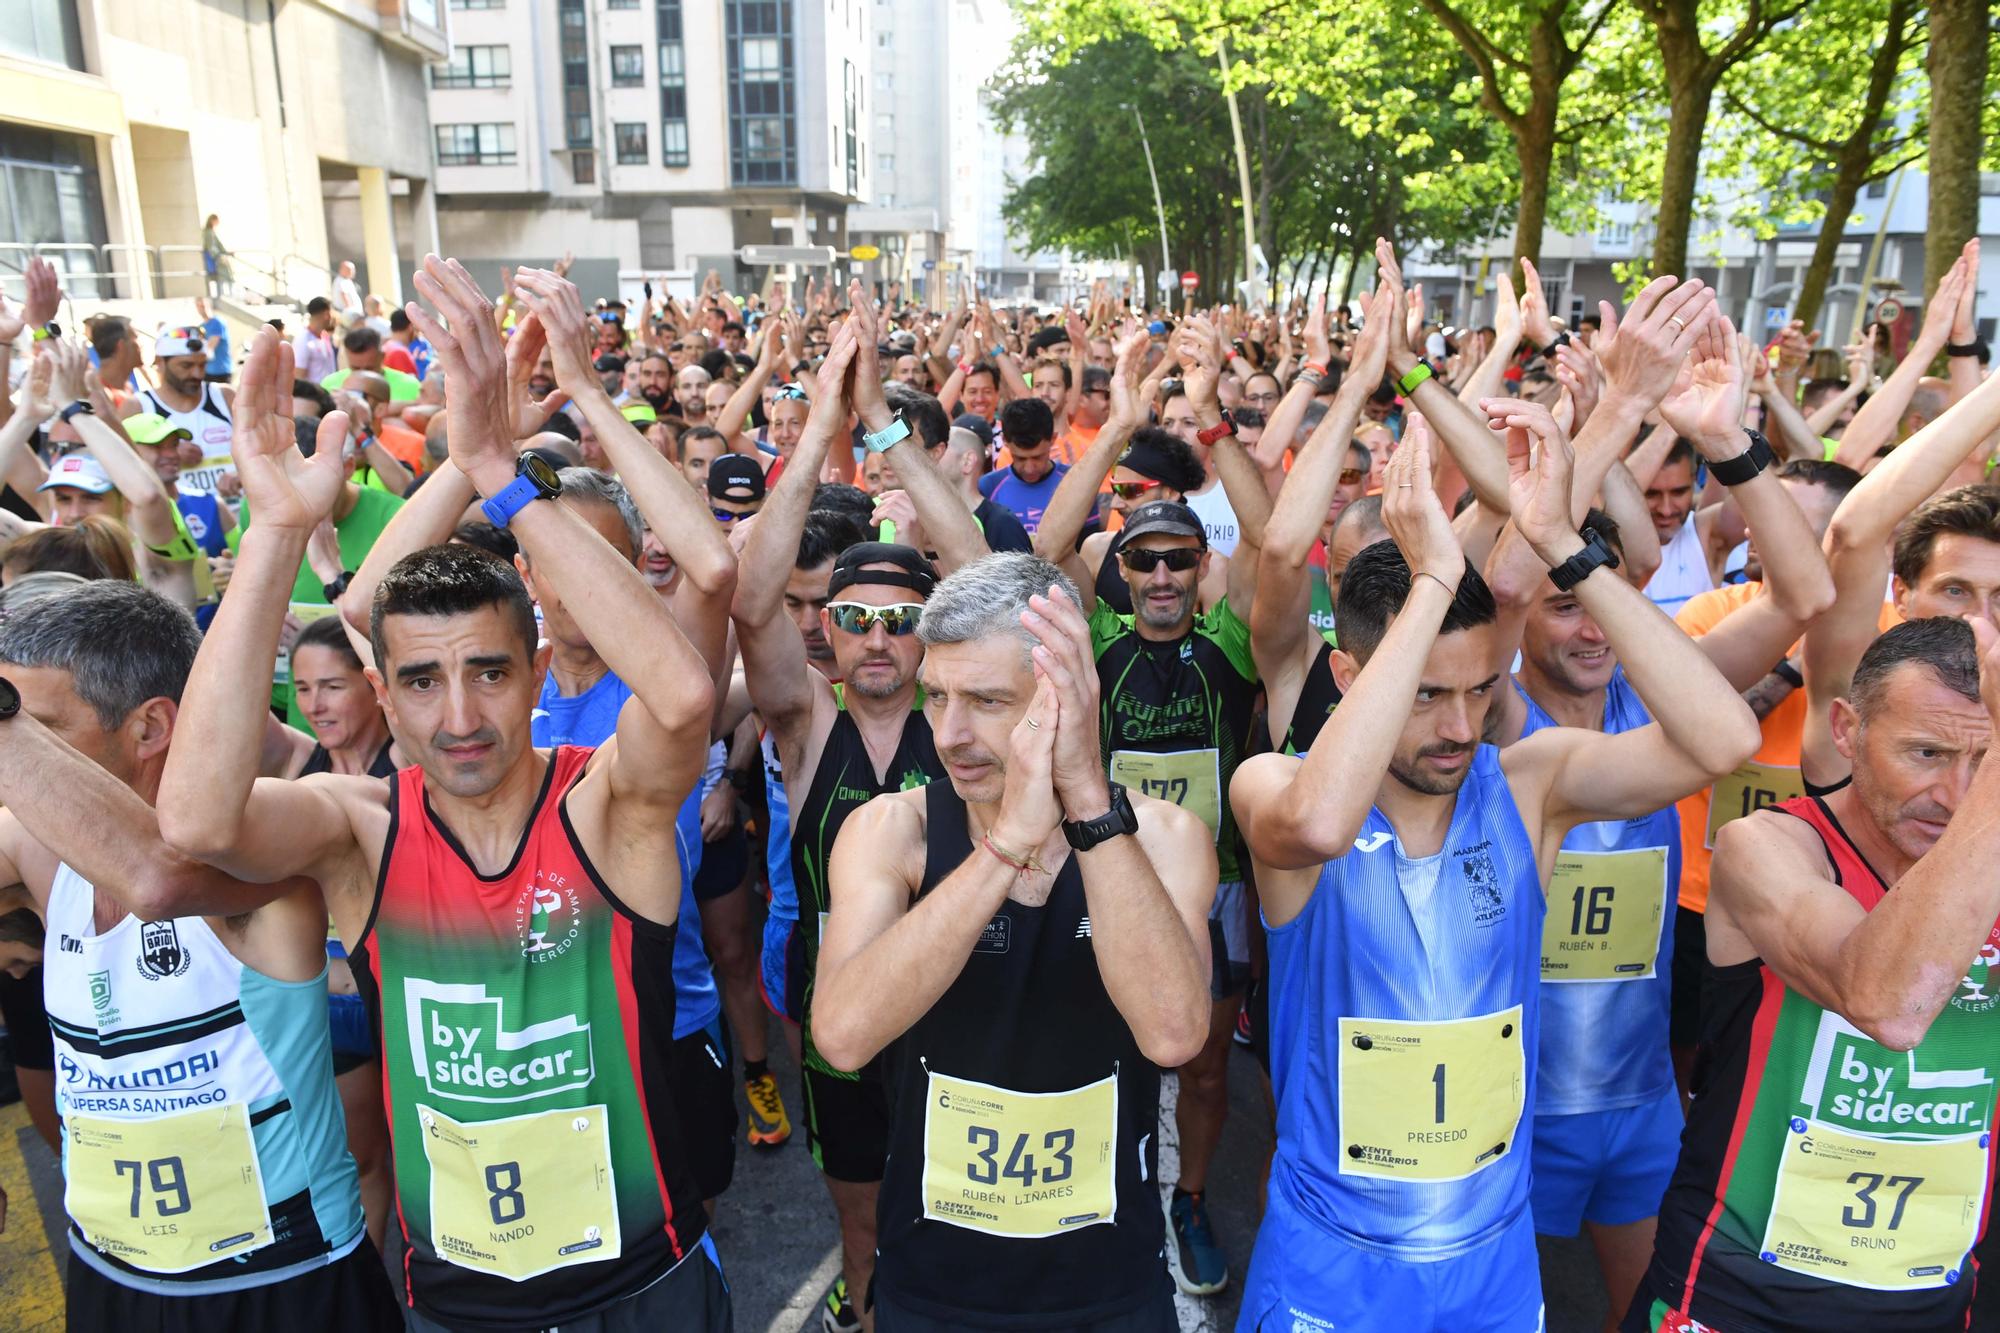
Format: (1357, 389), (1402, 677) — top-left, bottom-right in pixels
(113, 1156), (190, 1218)
(967, 1126), (1076, 1187)
(485, 1161), (526, 1225)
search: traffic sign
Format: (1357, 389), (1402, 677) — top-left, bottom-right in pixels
(1181, 270), (1200, 294)
(923, 259), (937, 271)
(738, 245), (837, 266)
(851, 244), (881, 261)
(1875, 296), (1905, 326)
(1156, 268), (1175, 293)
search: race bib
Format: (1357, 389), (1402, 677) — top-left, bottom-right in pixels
(1541, 848), (1669, 982)
(1761, 1118), (1987, 1291)
(65, 1103), (271, 1273)
(419, 1101), (620, 1282)
(1338, 1005), (1524, 1181)
(1110, 748), (1220, 836)
(274, 601), (343, 688)
(1705, 759), (1803, 847)
(921, 1068), (1118, 1239)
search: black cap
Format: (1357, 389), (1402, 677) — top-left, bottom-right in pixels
(1118, 499), (1207, 548)
(593, 352), (628, 373)
(951, 413), (993, 448)
(827, 542), (939, 600)
(707, 454), (767, 504)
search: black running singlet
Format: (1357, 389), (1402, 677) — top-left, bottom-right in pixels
(791, 693), (944, 1076)
(1280, 640), (1344, 756)
(875, 784), (1166, 1324)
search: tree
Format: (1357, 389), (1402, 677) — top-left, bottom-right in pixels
(1925, 0), (1991, 295)
(1632, 0), (1805, 277)
(1719, 0), (1923, 327)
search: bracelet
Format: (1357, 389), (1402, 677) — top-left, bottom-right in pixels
(1396, 362), (1433, 397)
(1947, 340), (1982, 358)
(981, 833), (1045, 875)
(1772, 659), (1805, 690)
(1295, 370), (1324, 389)
(1414, 570), (1456, 598)
(1303, 359), (1328, 377)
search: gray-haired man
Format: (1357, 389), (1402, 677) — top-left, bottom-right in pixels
(815, 551), (1216, 1330)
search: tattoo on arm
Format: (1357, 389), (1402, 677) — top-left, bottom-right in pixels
(1743, 670), (1795, 721)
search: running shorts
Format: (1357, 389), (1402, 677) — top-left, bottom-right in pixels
(1530, 1084), (1682, 1236)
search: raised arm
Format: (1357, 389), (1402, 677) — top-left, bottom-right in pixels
(1457, 262), (1523, 408)
(1947, 238), (1983, 409)
(514, 269), (737, 682)
(156, 327), (364, 883)
(1250, 296), (1332, 475)
(1180, 317), (1272, 615)
(0, 354), (53, 507)
(1031, 329), (1148, 606)
(1378, 239), (1510, 512)
(714, 319), (783, 452)
(1833, 244), (1973, 469)
(846, 281), (985, 574)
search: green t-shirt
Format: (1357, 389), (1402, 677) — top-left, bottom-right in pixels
(230, 486), (405, 730)
(322, 366), (421, 402)
(1088, 596), (1259, 881)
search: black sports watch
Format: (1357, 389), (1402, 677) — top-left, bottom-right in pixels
(0, 676), (19, 721)
(1708, 428), (1776, 487)
(58, 400), (95, 424)
(1062, 782), (1138, 852)
(1548, 526), (1622, 592)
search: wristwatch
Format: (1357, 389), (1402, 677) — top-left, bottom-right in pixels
(480, 452), (564, 529)
(31, 323), (59, 343)
(1947, 341), (1982, 359)
(0, 676), (19, 721)
(58, 400), (94, 424)
(1397, 362), (1433, 397)
(1548, 526), (1622, 592)
(863, 413), (912, 454)
(1063, 783), (1138, 852)
(1195, 411), (1238, 448)
(1708, 428), (1776, 487)
(1539, 331), (1571, 358)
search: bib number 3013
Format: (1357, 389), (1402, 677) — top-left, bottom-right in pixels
(1338, 1005), (1524, 1182)
(1760, 1118), (1987, 1291)
(65, 1103), (272, 1273)
(921, 1068), (1118, 1239)
(419, 1102), (621, 1282)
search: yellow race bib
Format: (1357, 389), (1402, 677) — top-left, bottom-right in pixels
(1109, 749), (1220, 836)
(419, 1102), (621, 1282)
(1761, 1118), (1987, 1290)
(921, 1068), (1118, 1239)
(1338, 1006), (1525, 1182)
(1705, 759), (1803, 847)
(65, 1103), (272, 1273)
(1541, 848), (1669, 982)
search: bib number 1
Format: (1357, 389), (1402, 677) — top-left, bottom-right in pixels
(1337, 1005), (1524, 1182)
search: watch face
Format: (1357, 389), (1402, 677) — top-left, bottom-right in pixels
(520, 452), (563, 496)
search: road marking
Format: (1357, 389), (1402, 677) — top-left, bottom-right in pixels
(1159, 1072), (1222, 1333)
(768, 1241), (843, 1333)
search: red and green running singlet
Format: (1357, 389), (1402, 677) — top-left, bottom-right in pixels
(351, 746), (706, 1326)
(1648, 794), (2000, 1330)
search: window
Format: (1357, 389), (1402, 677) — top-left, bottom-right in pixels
(843, 60), (860, 195)
(560, 0), (592, 150)
(877, 153), (893, 174)
(434, 123), (517, 166)
(610, 45), (644, 86)
(657, 0), (688, 166)
(573, 150), (595, 184)
(0, 125), (110, 297)
(607, 0), (639, 7)
(449, 0), (503, 7)
(615, 123), (648, 165)
(1595, 219), (1632, 246)
(1, 0), (86, 68)
(726, 0), (795, 185)
(431, 45), (511, 89)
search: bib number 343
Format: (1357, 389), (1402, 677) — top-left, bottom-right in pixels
(921, 1068), (1118, 1239)
(1338, 1005), (1524, 1182)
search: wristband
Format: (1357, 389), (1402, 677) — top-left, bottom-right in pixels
(1396, 363), (1433, 397)
(981, 833), (1045, 875)
(58, 400), (94, 424)
(31, 323), (59, 342)
(1196, 411), (1238, 448)
(1947, 341), (1982, 358)
(1303, 359), (1328, 378)
(321, 572), (353, 601)
(1539, 331), (1571, 358)
(1708, 428), (1776, 486)
(1772, 660), (1805, 690)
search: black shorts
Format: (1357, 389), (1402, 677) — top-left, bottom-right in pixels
(402, 1233), (733, 1333)
(67, 1237), (401, 1332)
(693, 825), (749, 902)
(670, 1019), (737, 1201)
(874, 1274), (1176, 1332)
(1670, 905), (1708, 1048)
(803, 1058), (888, 1183)
(0, 965), (52, 1071)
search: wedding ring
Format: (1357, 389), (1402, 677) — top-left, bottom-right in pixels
(1026, 718), (1041, 729)
(1667, 317), (1686, 333)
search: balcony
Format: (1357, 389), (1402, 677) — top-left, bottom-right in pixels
(378, 0), (449, 60)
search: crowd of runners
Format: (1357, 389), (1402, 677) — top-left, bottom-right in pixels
(0, 235), (1998, 1333)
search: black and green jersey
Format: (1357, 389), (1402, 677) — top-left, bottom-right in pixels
(790, 690), (944, 1077)
(1089, 598), (1259, 882)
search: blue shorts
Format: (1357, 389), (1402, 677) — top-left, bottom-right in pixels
(1238, 1187), (1544, 1332)
(1529, 1084), (1682, 1236)
(760, 913), (802, 1023)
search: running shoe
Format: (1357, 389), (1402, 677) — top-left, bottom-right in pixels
(1166, 1189), (1228, 1295)
(1232, 1005), (1253, 1048)
(745, 1070), (791, 1147)
(822, 1275), (861, 1333)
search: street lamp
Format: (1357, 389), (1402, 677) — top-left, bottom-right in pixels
(1125, 103), (1172, 289)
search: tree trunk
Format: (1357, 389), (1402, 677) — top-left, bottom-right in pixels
(1651, 76), (1714, 278)
(1511, 103), (1557, 274)
(1795, 161), (1867, 332)
(1926, 0), (1990, 295)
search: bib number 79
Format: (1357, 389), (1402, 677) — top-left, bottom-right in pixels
(113, 1156), (190, 1218)
(967, 1126), (1075, 1187)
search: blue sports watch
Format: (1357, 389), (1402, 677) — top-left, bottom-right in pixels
(863, 413), (912, 454)
(481, 453), (564, 528)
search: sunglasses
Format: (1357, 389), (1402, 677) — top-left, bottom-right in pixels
(1339, 467), (1365, 486)
(1109, 480), (1161, 501)
(827, 601), (924, 635)
(1118, 547), (1202, 574)
(774, 384), (809, 402)
(711, 507), (750, 523)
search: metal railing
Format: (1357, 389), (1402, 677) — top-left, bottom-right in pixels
(0, 241), (327, 310)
